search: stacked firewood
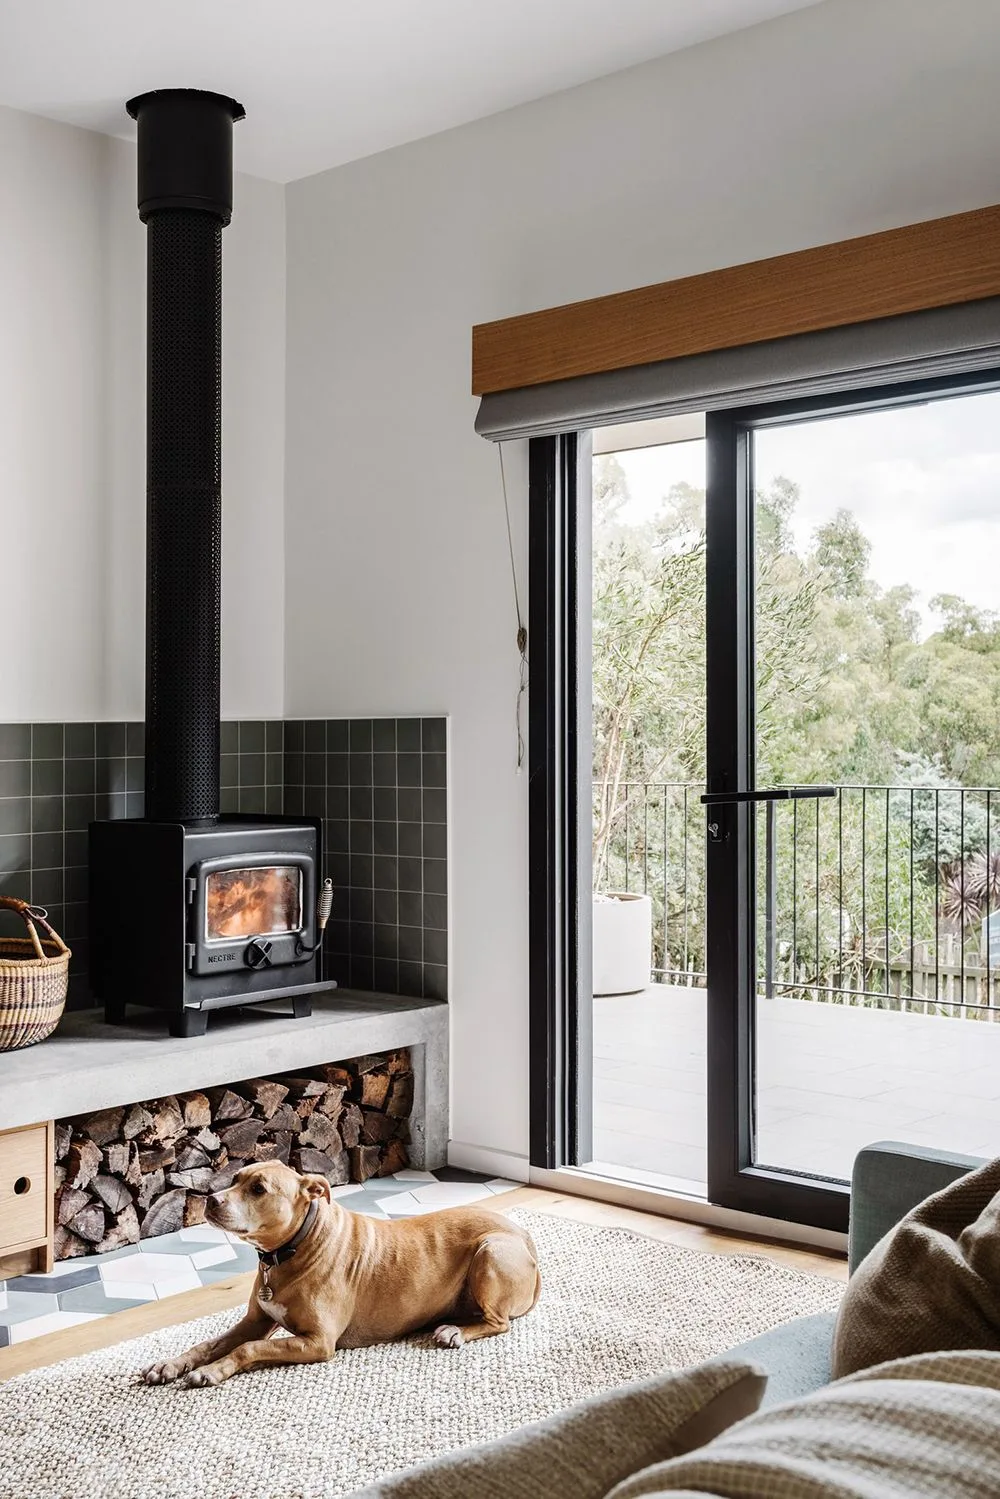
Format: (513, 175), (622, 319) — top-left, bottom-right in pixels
(53, 1049), (413, 1259)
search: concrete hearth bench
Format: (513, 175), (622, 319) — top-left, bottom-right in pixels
(0, 992), (447, 1276)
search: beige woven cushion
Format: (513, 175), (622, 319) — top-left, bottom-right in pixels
(347, 1358), (766, 1499)
(603, 1350), (1000, 1499)
(832, 1154), (1000, 1379)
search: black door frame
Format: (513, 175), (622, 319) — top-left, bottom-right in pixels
(705, 406), (849, 1230)
(527, 433), (592, 1170)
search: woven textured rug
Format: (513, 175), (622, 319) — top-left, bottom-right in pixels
(0, 1209), (842, 1499)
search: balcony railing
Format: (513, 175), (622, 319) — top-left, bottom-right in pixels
(593, 780), (1000, 1018)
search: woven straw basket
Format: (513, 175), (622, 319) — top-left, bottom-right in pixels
(0, 896), (71, 1052)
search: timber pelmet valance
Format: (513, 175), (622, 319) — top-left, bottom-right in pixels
(473, 204), (1000, 442)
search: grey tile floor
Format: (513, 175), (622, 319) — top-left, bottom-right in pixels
(0, 1168), (519, 1348)
(590, 984), (1000, 1188)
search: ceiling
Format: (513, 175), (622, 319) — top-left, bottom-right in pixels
(0, 0), (825, 183)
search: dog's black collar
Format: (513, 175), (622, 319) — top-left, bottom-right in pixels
(256, 1199), (320, 1269)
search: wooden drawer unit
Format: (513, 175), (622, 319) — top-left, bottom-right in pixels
(0, 1122), (54, 1275)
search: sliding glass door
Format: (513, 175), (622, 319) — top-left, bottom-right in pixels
(531, 366), (1000, 1232)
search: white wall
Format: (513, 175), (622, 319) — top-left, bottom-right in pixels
(0, 106), (286, 723)
(283, 0), (1000, 1176)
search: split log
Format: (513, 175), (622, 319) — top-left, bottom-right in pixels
(317, 1063), (353, 1088)
(339, 1104), (363, 1149)
(385, 1049), (411, 1076)
(235, 1078), (290, 1119)
(53, 1226), (89, 1259)
(66, 1138), (102, 1190)
(327, 1150), (350, 1185)
(175, 1142), (211, 1172)
(137, 1168), (166, 1211)
(378, 1138), (410, 1176)
(180, 1091), (212, 1130)
(207, 1164), (237, 1192)
(83, 1107), (125, 1146)
(139, 1145), (176, 1174)
(54, 1122), (72, 1160)
(283, 1076), (327, 1101)
(56, 1185), (92, 1226)
(103, 1140), (142, 1186)
(204, 1087), (253, 1122)
(266, 1102), (302, 1135)
(184, 1193), (208, 1228)
(361, 1110), (396, 1146)
(291, 1145), (334, 1175)
(387, 1072), (414, 1119)
(167, 1167), (215, 1192)
(140, 1187), (187, 1238)
(315, 1085), (347, 1118)
(254, 1132), (293, 1164)
(360, 1071), (391, 1110)
(123, 1103), (154, 1140)
(342, 1055), (384, 1078)
(91, 1174), (134, 1215)
(193, 1126), (221, 1154)
(67, 1202), (106, 1244)
(151, 1096), (184, 1144)
(96, 1203), (140, 1255)
(54, 1163), (67, 1189)
(217, 1119), (264, 1159)
(300, 1111), (342, 1154)
(349, 1145), (382, 1183)
(292, 1146), (348, 1184)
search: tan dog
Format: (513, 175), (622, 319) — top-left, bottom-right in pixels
(142, 1161), (540, 1388)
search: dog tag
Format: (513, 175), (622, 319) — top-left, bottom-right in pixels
(259, 1282), (272, 1301)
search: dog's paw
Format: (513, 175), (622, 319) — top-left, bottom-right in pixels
(140, 1359), (188, 1385)
(433, 1324), (466, 1349)
(179, 1364), (226, 1389)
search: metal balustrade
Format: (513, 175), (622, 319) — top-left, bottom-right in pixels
(594, 781), (1000, 1017)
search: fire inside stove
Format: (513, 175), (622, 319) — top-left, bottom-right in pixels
(205, 866), (302, 940)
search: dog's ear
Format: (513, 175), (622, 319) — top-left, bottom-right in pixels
(302, 1172), (332, 1203)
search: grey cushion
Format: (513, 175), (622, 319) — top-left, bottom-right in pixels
(720, 1311), (834, 1407)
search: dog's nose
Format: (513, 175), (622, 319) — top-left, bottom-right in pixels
(207, 1192), (224, 1210)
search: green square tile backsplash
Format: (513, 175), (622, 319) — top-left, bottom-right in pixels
(0, 719), (447, 1010)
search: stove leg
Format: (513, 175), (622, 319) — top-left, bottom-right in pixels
(171, 1009), (209, 1038)
(292, 995), (312, 1019)
(104, 999), (128, 1026)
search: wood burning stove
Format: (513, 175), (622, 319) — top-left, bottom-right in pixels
(90, 816), (327, 1035)
(89, 90), (334, 1037)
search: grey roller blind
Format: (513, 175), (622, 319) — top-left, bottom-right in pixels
(475, 298), (1000, 442)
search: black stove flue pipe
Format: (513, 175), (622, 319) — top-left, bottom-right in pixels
(126, 89), (245, 823)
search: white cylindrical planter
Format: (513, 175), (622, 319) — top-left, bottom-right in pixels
(592, 892), (653, 996)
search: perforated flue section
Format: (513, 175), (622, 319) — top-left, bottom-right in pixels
(144, 210), (222, 823)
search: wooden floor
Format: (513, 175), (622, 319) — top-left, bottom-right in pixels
(0, 1185), (846, 1381)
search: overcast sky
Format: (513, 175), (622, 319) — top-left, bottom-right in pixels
(608, 388), (1000, 640)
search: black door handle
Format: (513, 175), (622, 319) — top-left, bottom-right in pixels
(700, 786), (836, 805)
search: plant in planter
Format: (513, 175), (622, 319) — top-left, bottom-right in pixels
(592, 891), (653, 996)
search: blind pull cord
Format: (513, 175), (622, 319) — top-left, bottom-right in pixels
(499, 442), (528, 769)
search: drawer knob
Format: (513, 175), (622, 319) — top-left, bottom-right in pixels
(13, 1176), (31, 1195)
